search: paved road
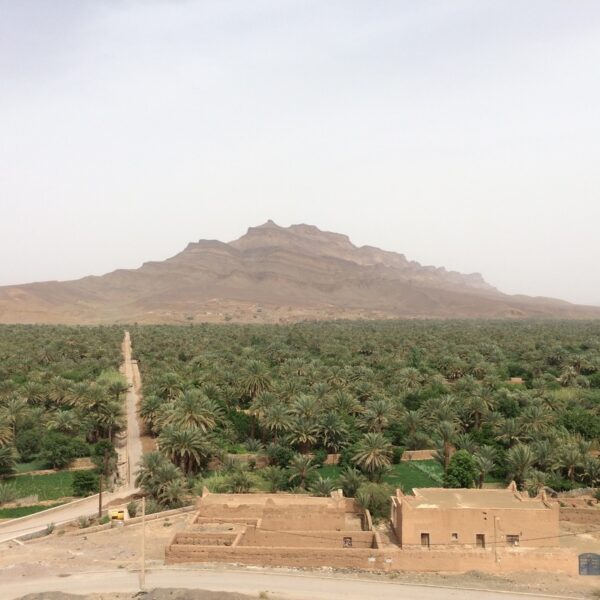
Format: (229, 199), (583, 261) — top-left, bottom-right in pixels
(0, 331), (143, 544)
(1, 568), (576, 600)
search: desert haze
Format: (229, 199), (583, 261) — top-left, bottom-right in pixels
(0, 220), (598, 324)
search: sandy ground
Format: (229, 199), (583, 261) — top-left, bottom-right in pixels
(1, 513), (599, 599)
(15, 591), (268, 600)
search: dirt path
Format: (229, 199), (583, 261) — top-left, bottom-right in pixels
(117, 331), (144, 489)
(2, 568), (581, 600)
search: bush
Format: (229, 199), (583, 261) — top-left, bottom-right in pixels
(41, 432), (87, 470)
(392, 446), (405, 465)
(15, 429), (42, 462)
(0, 483), (17, 506)
(356, 482), (394, 521)
(72, 470), (99, 497)
(443, 450), (477, 488)
(311, 449), (328, 468)
(127, 501), (138, 518)
(266, 444), (294, 468)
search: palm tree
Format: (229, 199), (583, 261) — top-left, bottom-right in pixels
(168, 389), (223, 432)
(140, 394), (163, 435)
(97, 399), (125, 442)
(262, 403), (292, 443)
(107, 379), (130, 404)
(339, 467), (366, 497)
(288, 454), (317, 489)
(0, 445), (17, 476)
(2, 397), (29, 438)
(554, 445), (583, 483)
(525, 470), (548, 496)
(473, 446), (496, 488)
(309, 476), (335, 497)
(361, 398), (392, 433)
(156, 372), (183, 401)
(158, 426), (212, 475)
(435, 420), (457, 471)
(495, 418), (522, 448)
(288, 417), (318, 454)
(506, 443), (535, 488)
(240, 361), (273, 399)
(47, 409), (80, 435)
(318, 412), (349, 453)
(158, 476), (188, 508)
(352, 432), (392, 481)
(260, 466), (287, 492)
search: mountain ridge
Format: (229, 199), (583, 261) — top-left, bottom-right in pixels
(0, 221), (598, 324)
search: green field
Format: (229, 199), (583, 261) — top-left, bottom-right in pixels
(15, 460), (50, 474)
(0, 503), (63, 519)
(317, 460), (444, 492)
(4, 470), (82, 501)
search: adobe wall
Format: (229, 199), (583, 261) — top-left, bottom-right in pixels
(400, 503), (559, 548)
(260, 505), (346, 530)
(239, 526), (375, 548)
(401, 449), (436, 461)
(165, 544), (577, 575)
(559, 507), (600, 526)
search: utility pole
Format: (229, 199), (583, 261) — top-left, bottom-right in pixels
(98, 447), (109, 519)
(493, 515), (499, 563)
(140, 496), (146, 591)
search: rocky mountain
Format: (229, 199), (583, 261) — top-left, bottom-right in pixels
(0, 220), (598, 324)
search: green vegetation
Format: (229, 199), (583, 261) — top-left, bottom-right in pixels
(0, 503), (63, 519)
(3, 321), (600, 514)
(5, 470), (82, 501)
(0, 326), (125, 509)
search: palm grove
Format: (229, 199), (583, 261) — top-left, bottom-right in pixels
(132, 320), (600, 516)
(0, 325), (128, 503)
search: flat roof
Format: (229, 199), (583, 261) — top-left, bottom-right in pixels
(405, 488), (549, 510)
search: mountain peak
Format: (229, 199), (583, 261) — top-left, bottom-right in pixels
(1, 221), (598, 324)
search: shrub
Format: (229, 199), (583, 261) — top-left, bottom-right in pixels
(15, 429), (43, 462)
(41, 432), (87, 470)
(78, 515), (91, 529)
(392, 446), (405, 465)
(443, 450), (477, 488)
(0, 483), (17, 506)
(356, 482), (394, 521)
(311, 449), (328, 468)
(127, 501), (138, 518)
(308, 476), (335, 497)
(72, 470), (99, 497)
(266, 444), (294, 468)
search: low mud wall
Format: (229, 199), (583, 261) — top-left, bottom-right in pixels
(238, 527), (375, 549)
(559, 507), (600, 525)
(165, 544), (577, 575)
(401, 449), (436, 461)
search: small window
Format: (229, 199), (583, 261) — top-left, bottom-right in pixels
(506, 535), (520, 546)
(476, 534), (486, 548)
(343, 536), (353, 548)
(421, 533), (430, 548)
(451, 533), (459, 541)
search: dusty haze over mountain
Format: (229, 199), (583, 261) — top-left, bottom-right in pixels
(0, 221), (598, 324)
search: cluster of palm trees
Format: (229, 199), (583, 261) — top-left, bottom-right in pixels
(131, 320), (600, 507)
(0, 325), (126, 475)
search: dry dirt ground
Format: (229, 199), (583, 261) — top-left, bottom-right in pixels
(1, 513), (600, 598)
(16, 591), (272, 600)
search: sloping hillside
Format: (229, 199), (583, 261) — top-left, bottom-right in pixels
(0, 221), (598, 323)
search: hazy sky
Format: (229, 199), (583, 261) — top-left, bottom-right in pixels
(1, 1), (599, 305)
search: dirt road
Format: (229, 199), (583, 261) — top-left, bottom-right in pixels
(1, 568), (581, 600)
(0, 332), (144, 544)
(119, 330), (143, 488)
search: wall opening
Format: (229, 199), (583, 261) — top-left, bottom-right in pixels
(506, 534), (520, 546)
(421, 533), (430, 548)
(476, 534), (486, 549)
